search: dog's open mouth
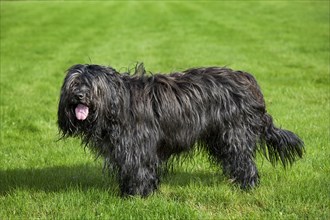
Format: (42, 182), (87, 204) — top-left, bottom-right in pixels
(75, 104), (89, 121)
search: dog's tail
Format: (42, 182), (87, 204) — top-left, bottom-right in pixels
(260, 113), (304, 167)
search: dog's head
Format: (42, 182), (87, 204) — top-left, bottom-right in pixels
(57, 64), (121, 137)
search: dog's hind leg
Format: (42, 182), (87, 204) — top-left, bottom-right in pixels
(221, 146), (259, 189)
(205, 129), (259, 189)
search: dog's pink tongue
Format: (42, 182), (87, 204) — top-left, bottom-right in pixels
(75, 104), (89, 121)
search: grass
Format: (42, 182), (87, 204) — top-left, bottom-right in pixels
(0, 1), (329, 219)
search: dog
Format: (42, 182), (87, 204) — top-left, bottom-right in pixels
(58, 63), (304, 197)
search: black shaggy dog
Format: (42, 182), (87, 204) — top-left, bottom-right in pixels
(58, 63), (304, 197)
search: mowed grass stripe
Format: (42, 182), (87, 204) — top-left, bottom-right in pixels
(1, 1), (329, 219)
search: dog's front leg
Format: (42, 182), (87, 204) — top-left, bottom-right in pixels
(114, 140), (160, 197)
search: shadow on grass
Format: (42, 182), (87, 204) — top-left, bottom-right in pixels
(163, 170), (226, 188)
(0, 164), (226, 195)
(0, 164), (116, 195)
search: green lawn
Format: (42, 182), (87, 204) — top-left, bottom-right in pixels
(1, 1), (329, 219)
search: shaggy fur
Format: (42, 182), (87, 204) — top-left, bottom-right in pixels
(58, 63), (304, 197)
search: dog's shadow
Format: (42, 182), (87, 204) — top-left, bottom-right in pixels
(162, 169), (226, 188)
(0, 164), (226, 195)
(0, 164), (115, 195)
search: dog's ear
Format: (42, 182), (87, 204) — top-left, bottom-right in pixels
(135, 63), (146, 76)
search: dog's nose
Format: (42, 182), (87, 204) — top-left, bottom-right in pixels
(76, 93), (85, 100)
